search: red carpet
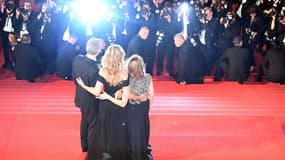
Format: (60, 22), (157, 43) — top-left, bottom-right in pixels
(1, 69), (285, 160)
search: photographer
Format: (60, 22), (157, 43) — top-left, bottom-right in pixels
(127, 26), (150, 60)
(198, 7), (220, 76)
(116, 0), (133, 51)
(14, 34), (43, 83)
(33, 2), (58, 74)
(243, 6), (265, 70)
(14, 0), (36, 43)
(215, 0), (231, 18)
(138, 1), (158, 75)
(174, 33), (205, 85)
(155, 3), (177, 76)
(0, 1), (17, 69)
(276, 7), (285, 47)
(262, 41), (285, 83)
(263, 8), (279, 51)
(219, 36), (250, 84)
(215, 12), (240, 81)
(217, 12), (240, 56)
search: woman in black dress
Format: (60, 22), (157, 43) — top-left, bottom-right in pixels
(126, 55), (154, 160)
(76, 44), (130, 160)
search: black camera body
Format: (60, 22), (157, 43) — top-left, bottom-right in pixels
(221, 17), (229, 24)
(197, 9), (206, 20)
(162, 9), (171, 17)
(5, 2), (15, 11)
(20, 8), (30, 16)
(141, 8), (149, 16)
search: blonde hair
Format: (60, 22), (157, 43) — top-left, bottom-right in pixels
(101, 44), (126, 86)
(127, 55), (145, 80)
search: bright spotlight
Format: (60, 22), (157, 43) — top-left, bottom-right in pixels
(71, 0), (109, 25)
(181, 3), (189, 14)
(181, 3), (189, 39)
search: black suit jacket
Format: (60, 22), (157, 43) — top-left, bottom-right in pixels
(14, 11), (37, 38)
(0, 9), (18, 33)
(72, 55), (99, 113)
(14, 43), (43, 80)
(56, 41), (79, 79)
(126, 35), (147, 58)
(220, 46), (250, 82)
(263, 47), (285, 82)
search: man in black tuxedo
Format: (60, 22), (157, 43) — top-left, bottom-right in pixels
(56, 27), (80, 80)
(174, 33), (206, 85)
(220, 36), (250, 84)
(32, 3), (58, 74)
(14, 0), (37, 41)
(126, 26), (149, 59)
(72, 37), (104, 152)
(262, 42), (285, 83)
(14, 34), (43, 82)
(0, 1), (17, 69)
(199, 7), (220, 76)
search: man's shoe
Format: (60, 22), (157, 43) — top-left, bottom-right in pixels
(2, 64), (7, 69)
(169, 73), (176, 79)
(213, 77), (221, 82)
(2, 63), (11, 69)
(179, 81), (186, 85)
(28, 79), (35, 83)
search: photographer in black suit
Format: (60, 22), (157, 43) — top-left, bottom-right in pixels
(174, 33), (205, 85)
(56, 23), (80, 80)
(14, 34), (43, 83)
(220, 36), (250, 84)
(72, 37), (104, 152)
(199, 7), (220, 76)
(262, 41), (285, 83)
(0, 1), (17, 69)
(14, 0), (37, 42)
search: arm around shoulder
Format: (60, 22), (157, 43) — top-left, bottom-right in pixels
(148, 76), (154, 105)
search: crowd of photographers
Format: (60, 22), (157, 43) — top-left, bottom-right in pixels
(1, 0), (285, 84)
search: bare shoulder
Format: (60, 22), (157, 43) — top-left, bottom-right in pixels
(121, 70), (129, 80)
(98, 68), (107, 77)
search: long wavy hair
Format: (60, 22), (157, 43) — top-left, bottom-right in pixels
(101, 44), (126, 86)
(127, 55), (145, 80)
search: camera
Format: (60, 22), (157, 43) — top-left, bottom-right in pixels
(5, 2), (15, 11)
(162, 9), (171, 17)
(197, 9), (206, 20)
(141, 8), (149, 16)
(221, 13), (233, 24)
(21, 9), (30, 16)
(221, 17), (228, 24)
(106, 34), (115, 44)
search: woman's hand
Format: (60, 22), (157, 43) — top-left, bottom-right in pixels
(137, 94), (148, 101)
(97, 92), (110, 100)
(115, 89), (123, 99)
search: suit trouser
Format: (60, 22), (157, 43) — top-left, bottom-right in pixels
(177, 53), (189, 83)
(146, 38), (156, 75)
(157, 42), (175, 75)
(1, 31), (12, 66)
(80, 107), (96, 151)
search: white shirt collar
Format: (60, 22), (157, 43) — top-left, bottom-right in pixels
(86, 54), (97, 62)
